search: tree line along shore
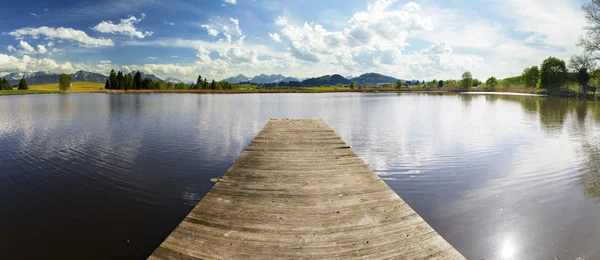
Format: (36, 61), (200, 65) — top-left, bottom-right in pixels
(1, 59), (599, 100)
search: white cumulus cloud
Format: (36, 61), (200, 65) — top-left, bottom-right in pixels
(92, 14), (153, 39)
(202, 25), (220, 36)
(224, 0), (236, 4)
(100, 60), (111, 64)
(275, 16), (288, 26)
(269, 32), (282, 42)
(196, 46), (212, 62)
(0, 54), (76, 73)
(19, 41), (35, 53)
(421, 42), (453, 55)
(275, 0), (433, 66)
(9, 26), (114, 47)
(37, 45), (48, 54)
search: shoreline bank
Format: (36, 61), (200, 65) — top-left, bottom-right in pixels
(0, 87), (596, 100)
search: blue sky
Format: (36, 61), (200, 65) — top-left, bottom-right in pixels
(0, 0), (589, 81)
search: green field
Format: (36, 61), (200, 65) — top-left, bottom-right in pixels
(498, 75), (524, 88)
(299, 86), (350, 91)
(30, 82), (105, 92)
(0, 82), (105, 95)
(0, 89), (61, 95)
(235, 83), (257, 90)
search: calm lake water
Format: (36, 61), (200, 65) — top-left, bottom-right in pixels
(1, 93), (600, 259)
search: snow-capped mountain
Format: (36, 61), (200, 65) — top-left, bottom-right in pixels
(2, 70), (108, 85)
(222, 74), (251, 84)
(129, 71), (162, 81)
(71, 70), (108, 83)
(164, 77), (184, 83)
(249, 74), (299, 84)
(222, 74), (299, 84)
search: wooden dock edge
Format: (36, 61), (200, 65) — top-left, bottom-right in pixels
(149, 118), (464, 259)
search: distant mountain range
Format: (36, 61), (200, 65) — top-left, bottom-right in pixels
(223, 74), (300, 84)
(2, 70), (168, 85)
(128, 71), (161, 82)
(164, 77), (185, 84)
(224, 72), (401, 86)
(2, 70), (406, 87)
(3, 71), (109, 85)
(223, 74), (251, 84)
(351, 73), (399, 85)
(72, 70), (108, 83)
(302, 74), (351, 86)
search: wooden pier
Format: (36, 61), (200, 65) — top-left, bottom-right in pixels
(149, 119), (464, 259)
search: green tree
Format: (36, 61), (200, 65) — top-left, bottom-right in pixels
(142, 78), (153, 89)
(134, 71), (142, 90)
(125, 74), (134, 90)
(203, 78), (209, 89)
(438, 80), (444, 88)
(156, 80), (167, 90)
(0, 78), (9, 90)
(58, 73), (72, 92)
(485, 77), (498, 91)
(538, 56), (567, 91)
(18, 77), (28, 90)
(394, 80), (402, 89)
(196, 75), (203, 89)
(522, 66), (540, 88)
(211, 79), (217, 90)
(460, 71), (473, 90)
(166, 82), (174, 89)
(569, 54), (596, 93)
(109, 70), (117, 90)
(104, 79), (110, 89)
(116, 71), (124, 90)
(222, 82), (233, 90)
(350, 81), (356, 89)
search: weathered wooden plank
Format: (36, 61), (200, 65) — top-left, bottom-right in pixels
(149, 118), (464, 260)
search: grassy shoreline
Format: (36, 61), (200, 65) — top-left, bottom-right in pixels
(0, 87), (551, 96)
(1, 82), (596, 100)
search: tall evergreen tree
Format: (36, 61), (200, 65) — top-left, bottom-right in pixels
(142, 78), (153, 89)
(134, 71), (142, 89)
(109, 70), (117, 90)
(196, 75), (203, 89)
(0, 78), (8, 90)
(116, 71), (124, 90)
(124, 74), (134, 90)
(105, 79), (110, 89)
(211, 79), (217, 90)
(203, 78), (208, 89)
(18, 77), (28, 90)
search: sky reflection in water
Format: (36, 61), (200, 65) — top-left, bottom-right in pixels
(0, 93), (599, 259)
